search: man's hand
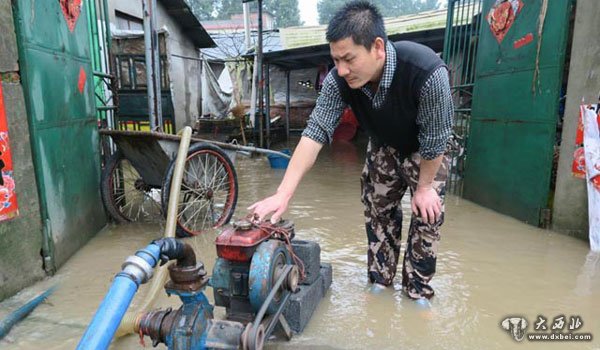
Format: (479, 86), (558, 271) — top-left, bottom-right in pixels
(248, 191), (292, 224)
(411, 185), (441, 224)
(248, 137), (323, 224)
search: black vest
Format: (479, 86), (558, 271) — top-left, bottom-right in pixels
(333, 41), (445, 158)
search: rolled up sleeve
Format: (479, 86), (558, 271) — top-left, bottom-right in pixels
(416, 67), (454, 160)
(302, 73), (347, 145)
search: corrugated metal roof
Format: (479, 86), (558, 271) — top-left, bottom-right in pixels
(279, 5), (476, 50)
(260, 27), (447, 70)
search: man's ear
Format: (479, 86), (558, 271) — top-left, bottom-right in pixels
(373, 37), (386, 60)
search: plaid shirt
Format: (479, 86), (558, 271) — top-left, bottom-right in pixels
(302, 41), (453, 160)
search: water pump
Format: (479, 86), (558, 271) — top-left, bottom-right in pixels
(137, 220), (300, 350)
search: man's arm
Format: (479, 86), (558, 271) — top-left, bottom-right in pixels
(249, 73), (346, 223)
(248, 137), (323, 222)
(412, 67), (454, 224)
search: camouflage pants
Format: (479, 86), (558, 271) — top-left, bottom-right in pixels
(360, 141), (450, 299)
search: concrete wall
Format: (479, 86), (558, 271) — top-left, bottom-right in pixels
(156, 1), (202, 129)
(108, 0), (202, 130)
(0, 0), (45, 301)
(553, 0), (600, 239)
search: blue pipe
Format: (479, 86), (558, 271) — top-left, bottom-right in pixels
(0, 286), (56, 340)
(77, 243), (161, 350)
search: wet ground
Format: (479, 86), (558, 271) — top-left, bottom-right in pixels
(1, 138), (599, 349)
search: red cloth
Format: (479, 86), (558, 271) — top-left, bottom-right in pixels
(0, 82), (19, 221)
(572, 106), (587, 178)
(333, 108), (359, 142)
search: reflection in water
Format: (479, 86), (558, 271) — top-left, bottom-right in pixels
(575, 252), (600, 297)
(1, 138), (599, 350)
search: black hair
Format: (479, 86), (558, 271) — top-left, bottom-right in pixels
(325, 1), (387, 50)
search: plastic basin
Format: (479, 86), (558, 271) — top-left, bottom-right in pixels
(267, 149), (291, 169)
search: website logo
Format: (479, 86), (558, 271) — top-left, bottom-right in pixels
(501, 317), (528, 341)
(500, 315), (593, 343)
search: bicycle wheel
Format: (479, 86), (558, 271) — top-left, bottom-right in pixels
(162, 143), (238, 236)
(101, 150), (163, 223)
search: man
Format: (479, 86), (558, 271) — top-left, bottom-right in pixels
(249, 1), (453, 301)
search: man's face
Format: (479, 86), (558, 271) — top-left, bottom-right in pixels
(330, 37), (385, 89)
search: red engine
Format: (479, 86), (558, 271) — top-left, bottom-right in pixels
(216, 221), (270, 262)
(215, 219), (295, 262)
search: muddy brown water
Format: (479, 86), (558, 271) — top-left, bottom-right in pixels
(1, 139), (599, 349)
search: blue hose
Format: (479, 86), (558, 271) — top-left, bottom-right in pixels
(77, 243), (161, 350)
(0, 286), (56, 340)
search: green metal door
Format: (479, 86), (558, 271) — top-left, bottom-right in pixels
(12, 0), (106, 271)
(442, 0), (484, 195)
(464, 0), (573, 225)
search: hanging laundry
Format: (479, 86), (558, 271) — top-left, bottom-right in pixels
(572, 106), (586, 178)
(581, 104), (600, 251)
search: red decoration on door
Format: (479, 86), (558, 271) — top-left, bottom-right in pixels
(487, 0), (523, 43)
(0, 83), (19, 221)
(59, 0), (83, 32)
(78, 67), (87, 94)
(513, 33), (534, 49)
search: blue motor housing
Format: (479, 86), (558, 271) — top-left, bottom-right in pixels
(211, 240), (291, 322)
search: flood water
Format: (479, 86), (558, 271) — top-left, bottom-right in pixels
(1, 138), (599, 350)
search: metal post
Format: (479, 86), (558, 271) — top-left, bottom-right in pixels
(101, 0), (115, 132)
(442, 0), (455, 62)
(285, 70), (290, 142)
(98, 0), (119, 135)
(456, 0), (468, 88)
(257, 0), (264, 147)
(249, 55), (258, 128)
(242, 3), (252, 137)
(265, 63), (270, 148)
(463, 0), (476, 86)
(243, 2), (252, 50)
(470, 0), (483, 84)
(142, 0), (156, 130)
(101, 0), (112, 53)
(151, 0), (163, 131)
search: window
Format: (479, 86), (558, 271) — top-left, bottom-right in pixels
(115, 10), (143, 31)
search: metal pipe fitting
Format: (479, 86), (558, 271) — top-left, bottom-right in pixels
(153, 238), (197, 267)
(137, 308), (177, 347)
(166, 261), (208, 292)
(120, 255), (154, 286)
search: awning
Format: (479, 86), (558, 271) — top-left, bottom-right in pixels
(160, 0), (216, 48)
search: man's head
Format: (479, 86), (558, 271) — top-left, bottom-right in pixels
(326, 1), (387, 89)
